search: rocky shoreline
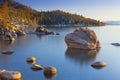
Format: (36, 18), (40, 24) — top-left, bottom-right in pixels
(0, 26), (60, 42)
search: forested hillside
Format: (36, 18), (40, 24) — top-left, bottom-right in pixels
(0, 0), (104, 32)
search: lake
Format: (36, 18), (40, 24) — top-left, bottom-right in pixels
(0, 25), (120, 80)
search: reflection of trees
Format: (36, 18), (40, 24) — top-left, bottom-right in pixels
(65, 48), (100, 66)
(0, 39), (15, 51)
(0, 38), (15, 63)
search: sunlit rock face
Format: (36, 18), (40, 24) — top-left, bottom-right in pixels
(91, 61), (107, 69)
(35, 26), (54, 35)
(43, 67), (57, 79)
(0, 70), (22, 80)
(65, 28), (101, 49)
(31, 64), (43, 71)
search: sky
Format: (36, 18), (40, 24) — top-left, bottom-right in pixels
(16, 0), (120, 21)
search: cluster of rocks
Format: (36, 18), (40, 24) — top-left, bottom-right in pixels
(26, 57), (57, 78)
(0, 57), (57, 80)
(65, 28), (107, 69)
(35, 26), (60, 35)
(0, 26), (60, 42)
(2, 29), (25, 41)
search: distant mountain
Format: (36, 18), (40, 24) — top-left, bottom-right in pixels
(104, 21), (120, 25)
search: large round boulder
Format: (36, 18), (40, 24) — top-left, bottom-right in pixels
(65, 28), (101, 49)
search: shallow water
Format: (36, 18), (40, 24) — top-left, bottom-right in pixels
(0, 25), (120, 80)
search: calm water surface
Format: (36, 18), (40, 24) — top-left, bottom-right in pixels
(0, 25), (120, 80)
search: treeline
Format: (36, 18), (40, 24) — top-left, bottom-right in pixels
(0, 0), (104, 31)
(0, 1), (38, 31)
(38, 10), (104, 26)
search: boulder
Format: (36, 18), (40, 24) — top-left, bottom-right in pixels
(35, 26), (54, 35)
(16, 30), (26, 36)
(65, 28), (101, 49)
(91, 61), (107, 69)
(4, 31), (15, 41)
(0, 70), (22, 80)
(31, 64), (43, 71)
(26, 57), (36, 63)
(43, 66), (57, 78)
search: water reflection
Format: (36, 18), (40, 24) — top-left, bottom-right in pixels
(65, 48), (100, 66)
(0, 39), (15, 51)
(0, 39), (15, 63)
(44, 73), (57, 79)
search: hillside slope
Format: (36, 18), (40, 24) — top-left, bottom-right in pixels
(0, 0), (104, 31)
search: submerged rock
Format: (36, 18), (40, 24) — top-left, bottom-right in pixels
(43, 67), (57, 78)
(91, 61), (107, 69)
(111, 43), (120, 46)
(56, 33), (60, 35)
(0, 70), (22, 80)
(65, 28), (101, 49)
(31, 64), (43, 71)
(2, 50), (14, 55)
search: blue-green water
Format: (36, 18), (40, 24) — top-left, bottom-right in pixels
(0, 25), (120, 80)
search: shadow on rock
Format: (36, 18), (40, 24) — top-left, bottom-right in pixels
(65, 48), (100, 66)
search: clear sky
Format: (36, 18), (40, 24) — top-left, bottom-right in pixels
(16, 0), (120, 21)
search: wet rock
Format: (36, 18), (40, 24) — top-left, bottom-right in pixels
(16, 30), (26, 36)
(0, 28), (4, 35)
(56, 33), (60, 35)
(43, 67), (57, 78)
(35, 26), (54, 35)
(11, 31), (17, 37)
(4, 31), (15, 41)
(2, 50), (14, 55)
(65, 28), (101, 49)
(91, 61), (107, 69)
(31, 64), (43, 71)
(26, 57), (36, 63)
(0, 70), (22, 80)
(111, 43), (120, 46)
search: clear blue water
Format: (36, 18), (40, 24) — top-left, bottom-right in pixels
(0, 25), (120, 80)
